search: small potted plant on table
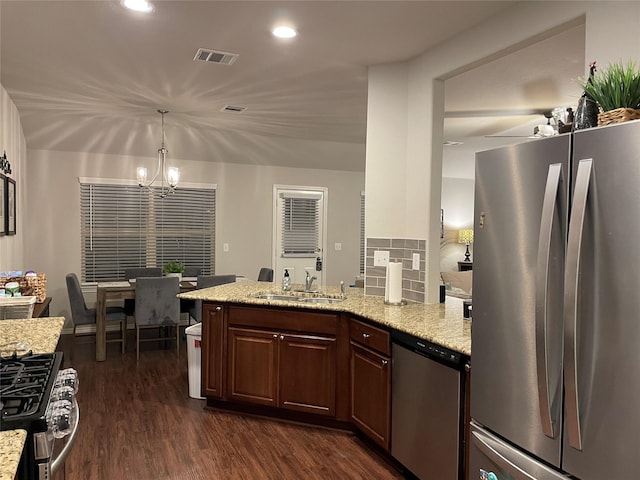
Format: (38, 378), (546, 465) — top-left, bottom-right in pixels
(163, 261), (185, 281)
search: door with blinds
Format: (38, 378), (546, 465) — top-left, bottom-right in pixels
(273, 186), (327, 288)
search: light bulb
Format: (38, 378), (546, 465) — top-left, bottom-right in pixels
(136, 167), (147, 184)
(167, 167), (180, 188)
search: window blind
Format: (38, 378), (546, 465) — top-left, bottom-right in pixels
(281, 192), (321, 257)
(80, 181), (216, 282)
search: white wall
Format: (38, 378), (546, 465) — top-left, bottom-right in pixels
(25, 149), (364, 319)
(366, 1), (640, 302)
(0, 84), (27, 271)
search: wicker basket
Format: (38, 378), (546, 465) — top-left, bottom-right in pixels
(0, 274), (47, 302)
(598, 108), (640, 126)
(0, 296), (37, 320)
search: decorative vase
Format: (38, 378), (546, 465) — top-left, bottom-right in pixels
(573, 96), (599, 131)
(166, 272), (182, 281)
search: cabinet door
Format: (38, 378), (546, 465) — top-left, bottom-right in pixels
(279, 333), (336, 416)
(227, 327), (279, 407)
(350, 342), (390, 449)
(202, 304), (224, 398)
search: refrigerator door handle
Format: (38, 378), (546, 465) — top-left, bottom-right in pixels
(564, 158), (593, 451)
(535, 163), (563, 439)
(472, 429), (561, 480)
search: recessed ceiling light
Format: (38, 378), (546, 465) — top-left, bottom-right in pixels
(122, 0), (153, 13)
(272, 26), (297, 39)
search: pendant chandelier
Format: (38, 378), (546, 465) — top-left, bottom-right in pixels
(137, 109), (179, 198)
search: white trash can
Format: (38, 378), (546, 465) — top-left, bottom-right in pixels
(185, 322), (205, 399)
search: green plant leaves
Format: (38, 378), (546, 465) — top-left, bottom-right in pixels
(580, 61), (640, 112)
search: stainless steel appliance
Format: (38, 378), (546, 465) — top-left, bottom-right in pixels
(391, 329), (467, 480)
(470, 120), (640, 479)
(0, 349), (80, 480)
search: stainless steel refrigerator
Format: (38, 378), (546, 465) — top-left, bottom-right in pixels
(470, 119), (640, 480)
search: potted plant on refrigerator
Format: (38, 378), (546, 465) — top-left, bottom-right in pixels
(163, 261), (185, 281)
(580, 60), (640, 126)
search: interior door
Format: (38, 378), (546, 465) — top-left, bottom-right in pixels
(273, 186), (327, 287)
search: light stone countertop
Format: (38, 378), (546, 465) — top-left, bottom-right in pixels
(179, 281), (471, 356)
(0, 317), (65, 355)
(0, 317), (65, 480)
(0, 430), (27, 480)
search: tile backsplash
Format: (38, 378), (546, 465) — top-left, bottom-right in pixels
(365, 238), (425, 303)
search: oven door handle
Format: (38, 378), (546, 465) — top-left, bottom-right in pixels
(50, 398), (80, 474)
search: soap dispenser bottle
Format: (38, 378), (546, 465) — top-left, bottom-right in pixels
(282, 269), (290, 291)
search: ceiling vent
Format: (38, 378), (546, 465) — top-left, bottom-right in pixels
(221, 105), (247, 113)
(194, 48), (239, 65)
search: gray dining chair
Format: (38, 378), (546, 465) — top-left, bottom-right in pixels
(65, 273), (127, 354)
(134, 276), (181, 361)
(257, 267), (274, 282)
(123, 267), (163, 317)
(182, 266), (202, 278)
(188, 274), (236, 324)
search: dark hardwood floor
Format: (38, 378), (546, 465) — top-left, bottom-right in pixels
(53, 331), (404, 480)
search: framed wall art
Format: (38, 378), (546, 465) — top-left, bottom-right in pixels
(5, 177), (16, 235)
(0, 173), (5, 236)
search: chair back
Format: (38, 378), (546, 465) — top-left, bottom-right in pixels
(124, 267), (162, 280)
(188, 275), (236, 323)
(182, 267), (202, 277)
(66, 273), (94, 326)
(135, 277), (180, 326)
(197, 274), (236, 289)
(257, 268), (274, 282)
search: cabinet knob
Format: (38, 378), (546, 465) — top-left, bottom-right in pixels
(215, 306), (222, 311)
(362, 333), (370, 339)
(273, 334), (278, 339)
(464, 363), (471, 372)
(279, 334), (285, 341)
(381, 359), (388, 365)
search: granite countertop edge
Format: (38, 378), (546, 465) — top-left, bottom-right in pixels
(0, 316), (64, 480)
(179, 281), (471, 356)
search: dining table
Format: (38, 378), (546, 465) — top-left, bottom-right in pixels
(95, 278), (197, 361)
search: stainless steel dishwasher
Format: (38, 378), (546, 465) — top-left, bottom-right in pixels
(391, 329), (467, 480)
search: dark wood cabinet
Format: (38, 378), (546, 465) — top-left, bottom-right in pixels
(225, 306), (339, 417)
(228, 327), (278, 406)
(279, 333), (336, 416)
(349, 318), (391, 450)
(202, 303), (225, 398)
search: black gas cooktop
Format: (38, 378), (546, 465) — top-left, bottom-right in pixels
(0, 351), (63, 433)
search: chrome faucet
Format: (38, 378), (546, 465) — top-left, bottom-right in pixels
(340, 281), (345, 298)
(305, 271), (317, 291)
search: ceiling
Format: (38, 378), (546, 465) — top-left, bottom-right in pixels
(1, 1), (585, 173)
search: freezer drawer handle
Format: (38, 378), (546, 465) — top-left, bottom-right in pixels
(535, 163), (563, 439)
(563, 158), (593, 452)
(472, 429), (556, 480)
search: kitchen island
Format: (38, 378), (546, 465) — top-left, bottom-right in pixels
(0, 317), (65, 480)
(178, 281), (471, 355)
(179, 281), (471, 473)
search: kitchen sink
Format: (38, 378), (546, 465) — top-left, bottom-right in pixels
(298, 297), (343, 304)
(252, 294), (301, 302)
(251, 293), (344, 304)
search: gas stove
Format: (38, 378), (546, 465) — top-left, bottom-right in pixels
(0, 350), (80, 480)
(0, 351), (63, 432)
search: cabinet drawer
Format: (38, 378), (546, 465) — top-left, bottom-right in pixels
(228, 305), (337, 336)
(350, 318), (390, 356)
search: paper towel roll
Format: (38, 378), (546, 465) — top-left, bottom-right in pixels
(385, 262), (403, 304)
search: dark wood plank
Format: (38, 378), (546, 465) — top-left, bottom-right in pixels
(54, 333), (402, 480)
